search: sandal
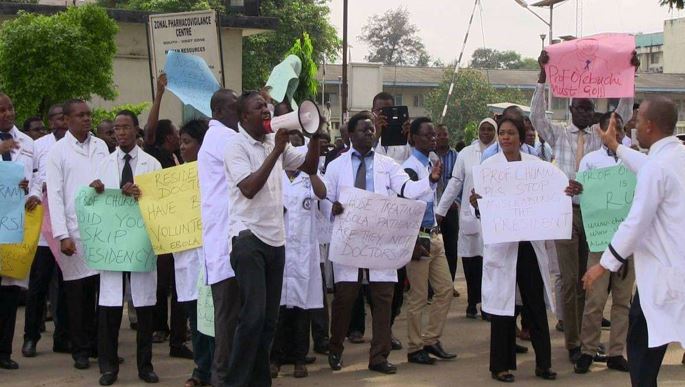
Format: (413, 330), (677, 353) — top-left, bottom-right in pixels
(491, 371), (515, 383)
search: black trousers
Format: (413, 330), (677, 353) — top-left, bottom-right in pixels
(153, 253), (187, 348)
(210, 277), (240, 387)
(49, 267), (70, 346)
(0, 283), (21, 360)
(490, 242), (551, 373)
(391, 267), (406, 326)
(24, 246), (68, 345)
(98, 301), (154, 374)
(63, 275), (99, 360)
(628, 291), (668, 387)
(272, 307), (310, 365)
(348, 286), (371, 335)
(441, 205), (460, 280)
(463, 256), (483, 310)
(310, 262), (329, 346)
(225, 230), (285, 387)
(183, 300), (215, 384)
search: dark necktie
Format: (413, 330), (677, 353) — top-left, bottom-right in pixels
(121, 153), (133, 188)
(354, 153), (366, 190)
(0, 132), (12, 161)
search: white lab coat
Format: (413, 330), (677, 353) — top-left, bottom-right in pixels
(198, 120), (237, 285)
(33, 133), (59, 247)
(281, 172), (323, 309)
(96, 147), (160, 307)
(600, 138), (685, 348)
(174, 247), (201, 302)
(324, 149), (434, 283)
(1, 126), (37, 288)
(480, 152), (555, 317)
(46, 131), (109, 281)
(435, 141), (490, 258)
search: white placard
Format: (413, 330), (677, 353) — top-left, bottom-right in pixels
(148, 10), (223, 86)
(329, 187), (426, 270)
(472, 160), (572, 245)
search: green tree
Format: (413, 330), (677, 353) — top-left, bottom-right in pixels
(424, 68), (528, 143)
(359, 8), (430, 66)
(92, 102), (152, 127)
(98, 0), (224, 12)
(470, 48), (538, 70)
(661, 0), (684, 8)
(287, 32), (318, 102)
(0, 5), (118, 122)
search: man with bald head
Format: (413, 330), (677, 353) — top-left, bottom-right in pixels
(531, 50), (640, 363)
(583, 96), (685, 386)
(197, 88), (240, 386)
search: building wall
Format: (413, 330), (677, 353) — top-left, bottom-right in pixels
(664, 18), (685, 73)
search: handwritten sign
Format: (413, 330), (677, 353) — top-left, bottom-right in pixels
(472, 161), (572, 244)
(196, 266), (214, 337)
(545, 33), (635, 98)
(0, 205), (43, 279)
(577, 165), (636, 252)
(0, 162), (26, 243)
(75, 188), (156, 272)
(164, 50), (221, 117)
(328, 187), (426, 270)
(136, 162), (202, 254)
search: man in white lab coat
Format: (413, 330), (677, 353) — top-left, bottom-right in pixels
(47, 99), (109, 370)
(90, 110), (161, 386)
(325, 111), (441, 374)
(197, 88), (240, 387)
(22, 103), (71, 358)
(0, 93), (41, 370)
(583, 96), (685, 387)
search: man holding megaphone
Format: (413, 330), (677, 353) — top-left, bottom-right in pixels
(222, 91), (321, 387)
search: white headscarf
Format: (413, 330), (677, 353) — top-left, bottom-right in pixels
(478, 118), (498, 148)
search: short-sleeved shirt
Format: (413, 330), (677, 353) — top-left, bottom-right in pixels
(223, 124), (306, 247)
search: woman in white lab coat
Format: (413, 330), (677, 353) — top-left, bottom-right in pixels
(170, 119), (215, 387)
(470, 118), (559, 383)
(435, 118), (497, 318)
(270, 131), (326, 379)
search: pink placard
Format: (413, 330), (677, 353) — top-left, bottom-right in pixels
(545, 33), (635, 99)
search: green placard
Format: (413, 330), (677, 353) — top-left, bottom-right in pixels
(577, 164), (637, 252)
(75, 187), (156, 272)
(197, 266), (215, 337)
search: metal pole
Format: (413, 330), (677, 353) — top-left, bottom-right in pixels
(341, 0), (348, 124)
(440, 0), (480, 123)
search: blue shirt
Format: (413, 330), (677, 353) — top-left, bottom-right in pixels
(437, 148), (458, 204)
(481, 142), (538, 162)
(350, 147), (374, 192)
(409, 149), (435, 228)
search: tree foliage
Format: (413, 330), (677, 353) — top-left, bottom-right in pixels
(359, 8), (430, 66)
(661, 0), (684, 9)
(287, 32), (319, 102)
(470, 48), (538, 70)
(0, 5), (118, 122)
(424, 68), (528, 143)
(98, 0), (224, 12)
(92, 102), (151, 127)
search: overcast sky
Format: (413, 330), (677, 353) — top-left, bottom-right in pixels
(327, 0), (684, 65)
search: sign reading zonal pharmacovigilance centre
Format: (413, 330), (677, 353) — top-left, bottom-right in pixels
(148, 9), (223, 88)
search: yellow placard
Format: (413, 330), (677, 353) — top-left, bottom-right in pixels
(135, 162), (202, 254)
(0, 205), (44, 279)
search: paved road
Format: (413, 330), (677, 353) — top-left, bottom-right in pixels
(3, 281), (685, 386)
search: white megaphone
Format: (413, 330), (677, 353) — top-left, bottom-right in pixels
(264, 99), (321, 134)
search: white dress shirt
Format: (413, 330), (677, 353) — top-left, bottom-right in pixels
(578, 145), (622, 173)
(198, 120), (237, 285)
(33, 133), (60, 247)
(223, 124), (305, 247)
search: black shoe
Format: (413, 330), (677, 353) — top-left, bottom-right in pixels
(601, 318), (611, 329)
(22, 340), (37, 357)
(347, 331), (364, 344)
(138, 371), (160, 383)
(423, 341), (457, 359)
(594, 352), (608, 363)
(293, 363), (308, 378)
(52, 341), (71, 353)
(368, 361), (397, 374)
(574, 353), (593, 374)
(270, 362), (280, 378)
(491, 371), (515, 383)
(130, 322), (138, 330)
(407, 350), (436, 365)
(515, 344), (529, 354)
(535, 368), (557, 380)
(466, 306), (478, 319)
(391, 335), (403, 350)
(99, 372), (118, 386)
(569, 346), (582, 363)
(0, 358), (19, 370)
(481, 310), (491, 321)
(328, 353), (342, 371)
(151, 331), (168, 344)
(74, 357), (90, 370)
(555, 320), (564, 332)
(170, 345), (193, 359)
(314, 342), (329, 355)
(279, 356), (315, 365)
(607, 356), (629, 372)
